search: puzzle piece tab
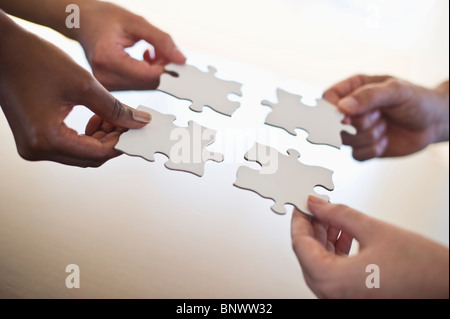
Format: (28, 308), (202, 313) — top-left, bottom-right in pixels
(234, 143), (334, 215)
(262, 88), (356, 148)
(158, 63), (243, 117)
(115, 106), (224, 177)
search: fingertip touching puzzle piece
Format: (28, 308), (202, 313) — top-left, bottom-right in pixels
(262, 88), (356, 148)
(115, 105), (224, 177)
(234, 143), (334, 215)
(157, 63), (243, 117)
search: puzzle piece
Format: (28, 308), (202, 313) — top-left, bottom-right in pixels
(262, 88), (356, 148)
(115, 106), (224, 177)
(234, 143), (334, 215)
(157, 63), (243, 116)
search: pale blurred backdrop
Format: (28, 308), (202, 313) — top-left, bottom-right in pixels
(0, 0), (448, 298)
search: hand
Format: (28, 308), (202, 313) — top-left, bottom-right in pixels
(73, 1), (186, 91)
(323, 75), (449, 161)
(291, 195), (449, 298)
(0, 14), (151, 167)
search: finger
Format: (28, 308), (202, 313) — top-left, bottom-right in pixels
(130, 19), (186, 64)
(352, 135), (389, 161)
(80, 80), (151, 129)
(335, 232), (353, 256)
(311, 218), (329, 248)
(326, 227), (344, 254)
(91, 131), (108, 140)
(307, 195), (378, 247)
(85, 114), (103, 136)
(327, 226), (341, 245)
(51, 124), (121, 166)
(99, 120), (116, 134)
(96, 50), (165, 90)
(144, 48), (169, 66)
(86, 114), (128, 138)
(291, 209), (335, 274)
(85, 114), (114, 134)
(342, 119), (387, 148)
(323, 74), (392, 104)
(336, 78), (412, 116)
(291, 208), (314, 237)
(347, 110), (381, 132)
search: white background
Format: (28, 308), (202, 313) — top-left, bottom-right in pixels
(0, 0), (448, 298)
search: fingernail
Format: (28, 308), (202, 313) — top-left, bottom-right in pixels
(308, 194), (328, 206)
(132, 109), (152, 123)
(338, 96), (359, 112)
(172, 48), (186, 63)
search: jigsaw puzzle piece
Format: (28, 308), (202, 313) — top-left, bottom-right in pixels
(234, 143), (334, 215)
(165, 121), (224, 177)
(115, 106), (177, 161)
(158, 63), (243, 117)
(261, 89), (302, 136)
(262, 88), (356, 148)
(115, 105), (223, 177)
(306, 98), (356, 147)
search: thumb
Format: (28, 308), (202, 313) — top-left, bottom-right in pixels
(81, 80), (151, 128)
(336, 78), (411, 116)
(307, 195), (377, 247)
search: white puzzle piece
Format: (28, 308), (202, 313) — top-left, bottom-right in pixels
(234, 143), (334, 215)
(157, 63), (243, 117)
(115, 106), (224, 177)
(261, 88), (356, 148)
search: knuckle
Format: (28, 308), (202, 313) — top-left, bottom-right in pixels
(110, 99), (126, 123)
(135, 14), (149, 26)
(291, 237), (303, 254)
(357, 116), (372, 131)
(360, 86), (377, 103)
(385, 79), (404, 97)
(353, 149), (371, 162)
(90, 71), (110, 89)
(159, 32), (174, 48)
(354, 73), (368, 84)
(385, 77), (403, 90)
(375, 140), (387, 157)
(90, 50), (109, 70)
(365, 125), (382, 143)
(369, 144), (381, 157)
(375, 122), (387, 139)
(369, 143), (382, 158)
(77, 73), (99, 96)
(333, 204), (355, 218)
(334, 203), (349, 212)
(291, 240), (298, 254)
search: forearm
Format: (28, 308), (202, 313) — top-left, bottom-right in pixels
(0, 0), (91, 40)
(0, 10), (25, 78)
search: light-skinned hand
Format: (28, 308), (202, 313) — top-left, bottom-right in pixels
(291, 195), (449, 298)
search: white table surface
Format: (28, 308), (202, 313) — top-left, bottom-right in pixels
(0, 0), (448, 298)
